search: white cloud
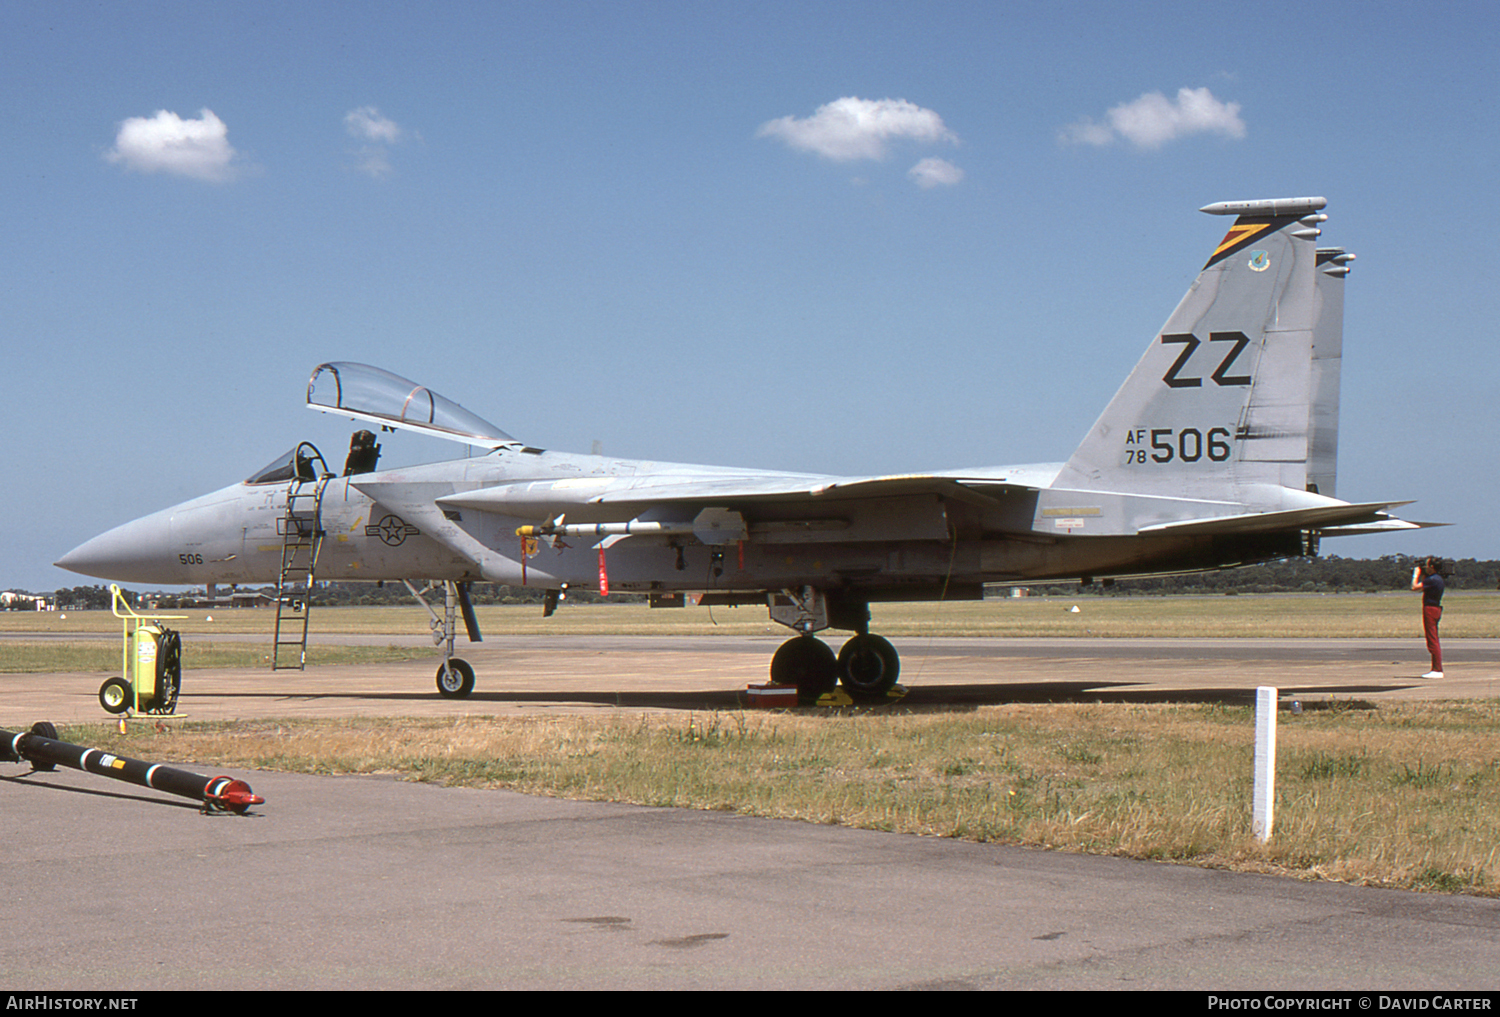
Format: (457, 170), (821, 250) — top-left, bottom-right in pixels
(105, 108), (239, 182)
(758, 96), (957, 162)
(344, 106), (405, 178)
(345, 106), (401, 144)
(908, 157), (964, 189)
(1061, 87), (1246, 150)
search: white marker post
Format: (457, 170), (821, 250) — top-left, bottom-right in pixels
(1252, 686), (1277, 842)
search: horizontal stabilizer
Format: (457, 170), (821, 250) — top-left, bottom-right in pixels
(1318, 519), (1447, 537)
(1138, 501), (1415, 538)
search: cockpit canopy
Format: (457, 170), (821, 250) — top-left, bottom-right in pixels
(245, 442), (329, 485)
(306, 362), (515, 448)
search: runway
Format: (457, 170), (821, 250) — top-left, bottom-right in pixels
(2, 637), (1497, 990)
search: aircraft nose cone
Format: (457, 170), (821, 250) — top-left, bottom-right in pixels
(56, 508), (178, 583)
(56, 519), (170, 582)
(57, 483), (257, 586)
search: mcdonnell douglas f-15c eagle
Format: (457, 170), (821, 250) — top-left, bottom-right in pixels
(58, 197), (1432, 702)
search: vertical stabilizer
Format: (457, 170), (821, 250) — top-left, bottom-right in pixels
(1307, 247), (1353, 498)
(1055, 197), (1333, 501)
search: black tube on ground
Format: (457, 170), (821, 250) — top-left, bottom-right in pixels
(1, 723), (264, 813)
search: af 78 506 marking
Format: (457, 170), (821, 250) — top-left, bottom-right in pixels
(1123, 427), (1233, 464)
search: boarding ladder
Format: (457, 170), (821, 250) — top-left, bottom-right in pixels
(272, 447), (330, 670)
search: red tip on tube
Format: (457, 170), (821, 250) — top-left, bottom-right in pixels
(204, 776), (265, 813)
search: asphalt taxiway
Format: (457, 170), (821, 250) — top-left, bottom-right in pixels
(2, 636), (1497, 990)
(4, 765), (1498, 991)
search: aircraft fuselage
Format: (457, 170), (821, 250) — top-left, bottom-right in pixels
(62, 443), (1306, 599)
(56, 197), (1429, 702)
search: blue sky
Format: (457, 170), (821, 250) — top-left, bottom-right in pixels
(6, 0), (1497, 593)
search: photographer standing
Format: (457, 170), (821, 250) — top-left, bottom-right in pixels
(1411, 557), (1445, 678)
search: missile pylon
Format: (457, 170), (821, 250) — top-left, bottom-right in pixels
(1, 721), (265, 814)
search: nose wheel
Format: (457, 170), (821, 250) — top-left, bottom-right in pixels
(436, 658), (475, 698)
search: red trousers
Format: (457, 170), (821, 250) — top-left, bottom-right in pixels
(1423, 605), (1443, 671)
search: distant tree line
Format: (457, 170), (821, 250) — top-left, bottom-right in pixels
(1044, 554), (1497, 597)
(49, 586), (134, 611)
(29, 555), (1497, 610)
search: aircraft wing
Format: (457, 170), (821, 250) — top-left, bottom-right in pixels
(1137, 501), (1425, 537)
(437, 473), (1035, 515)
(596, 473), (1032, 508)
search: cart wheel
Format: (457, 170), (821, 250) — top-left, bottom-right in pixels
(99, 678), (132, 714)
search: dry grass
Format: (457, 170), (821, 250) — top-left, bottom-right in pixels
(62, 699), (1500, 896)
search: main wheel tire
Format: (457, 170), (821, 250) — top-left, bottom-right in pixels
(99, 678), (133, 714)
(837, 634), (900, 696)
(435, 658), (476, 699)
(770, 636), (838, 703)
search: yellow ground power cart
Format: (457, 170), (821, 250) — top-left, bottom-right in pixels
(98, 584), (186, 716)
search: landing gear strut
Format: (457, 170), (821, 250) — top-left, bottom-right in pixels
(406, 580), (482, 699)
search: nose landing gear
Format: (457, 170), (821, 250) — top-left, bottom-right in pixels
(405, 580), (483, 699)
(436, 657), (476, 698)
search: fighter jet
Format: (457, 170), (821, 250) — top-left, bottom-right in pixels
(58, 197), (1431, 701)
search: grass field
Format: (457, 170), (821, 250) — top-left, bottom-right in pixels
(57, 700), (1500, 897)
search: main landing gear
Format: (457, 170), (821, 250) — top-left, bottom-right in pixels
(766, 588), (902, 704)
